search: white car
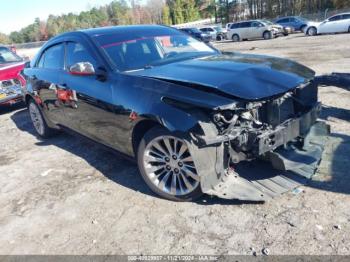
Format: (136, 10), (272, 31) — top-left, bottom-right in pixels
(200, 26), (227, 41)
(227, 20), (284, 42)
(305, 13), (350, 36)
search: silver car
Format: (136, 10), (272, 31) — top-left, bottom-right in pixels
(227, 20), (284, 41)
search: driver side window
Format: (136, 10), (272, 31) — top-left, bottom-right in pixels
(37, 44), (64, 69)
(329, 15), (341, 22)
(65, 42), (97, 70)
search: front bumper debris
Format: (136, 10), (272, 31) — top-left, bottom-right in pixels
(188, 116), (330, 201)
(0, 81), (23, 106)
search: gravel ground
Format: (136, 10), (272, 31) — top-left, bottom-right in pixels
(0, 33), (350, 255)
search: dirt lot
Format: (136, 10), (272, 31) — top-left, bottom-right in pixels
(1, 33), (350, 255)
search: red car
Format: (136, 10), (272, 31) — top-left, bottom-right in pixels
(0, 46), (26, 106)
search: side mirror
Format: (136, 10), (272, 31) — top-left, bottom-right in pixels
(69, 62), (95, 76)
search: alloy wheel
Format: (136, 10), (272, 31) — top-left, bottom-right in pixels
(142, 136), (200, 196)
(29, 102), (45, 136)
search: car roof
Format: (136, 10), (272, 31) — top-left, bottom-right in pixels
(80, 24), (172, 37)
(331, 12), (350, 16)
(45, 24), (181, 45)
(232, 20), (256, 24)
(276, 16), (299, 19)
(326, 12), (350, 19)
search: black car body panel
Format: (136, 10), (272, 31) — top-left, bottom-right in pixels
(23, 25), (329, 201)
(127, 52), (315, 100)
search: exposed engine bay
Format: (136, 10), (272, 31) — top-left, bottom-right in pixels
(187, 81), (330, 201)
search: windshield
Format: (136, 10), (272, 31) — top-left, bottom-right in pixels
(214, 26), (222, 32)
(96, 33), (217, 72)
(0, 47), (22, 64)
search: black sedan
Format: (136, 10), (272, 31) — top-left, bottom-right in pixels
(24, 25), (329, 201)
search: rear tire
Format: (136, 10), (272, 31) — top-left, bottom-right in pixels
(137, 127), (203, 201)
(232, 34), (240, 42)
(263, 31), (272, 40)
(28, 99), (57, 138)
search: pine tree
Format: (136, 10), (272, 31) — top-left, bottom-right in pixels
(174, 0), (184, 24)
(162, 4), (172, 25)
(184, 0), (200, 22)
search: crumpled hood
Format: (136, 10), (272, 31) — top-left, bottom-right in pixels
(127, 52), (315, 100)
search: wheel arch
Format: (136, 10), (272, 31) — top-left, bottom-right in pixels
(24, 94), (34, 105)
(131, 118), (163, 157)
(231, 33), (240, 41)
(263, 30), (272, 36)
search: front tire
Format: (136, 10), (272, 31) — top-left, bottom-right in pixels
(137, 127), (203, 201)
(263, 31), (272, 40)
(28, 99), (57, 138)
(307, 27), (317, 36)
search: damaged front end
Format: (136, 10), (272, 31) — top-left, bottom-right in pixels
(187, 81), (330, 201)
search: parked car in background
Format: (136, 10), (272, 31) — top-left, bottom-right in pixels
(226, 23), (233, 31)
(275, 16), (309, 32)
(200, 26), (227, 41)
(178, 27), (211, 43)
(24, 25), (328, 202)
(227, 20), (285, 41)
(263, 19), (291, 36)
(305, 13), (350, 36)
(0, 46), (25, 107)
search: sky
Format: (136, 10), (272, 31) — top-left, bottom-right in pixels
(0, 0), (115, 34)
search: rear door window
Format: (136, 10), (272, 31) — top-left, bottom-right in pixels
(341, 14), (350, 20)
(278, 18), (289, 23)
(329, 15), (342, 21)
(240, 22), (252, 28)
(230, 23), (240, 29)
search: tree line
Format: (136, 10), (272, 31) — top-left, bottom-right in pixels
(0, 0), (349, 44)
